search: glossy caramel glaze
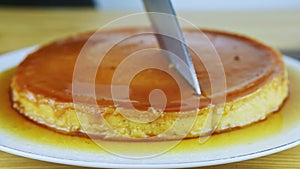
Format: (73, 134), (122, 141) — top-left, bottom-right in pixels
(12, 28), (284, 111)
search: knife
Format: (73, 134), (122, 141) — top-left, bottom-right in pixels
(143, 0), (201, 96)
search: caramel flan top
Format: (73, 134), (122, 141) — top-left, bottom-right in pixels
(13, 28), (284, 112)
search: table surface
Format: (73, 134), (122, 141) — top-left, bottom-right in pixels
(0, 8), (300, 169)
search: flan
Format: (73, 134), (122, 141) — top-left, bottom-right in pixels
(11, 28), (288, 140)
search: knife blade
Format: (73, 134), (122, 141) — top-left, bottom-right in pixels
(143, 0), (201, 96)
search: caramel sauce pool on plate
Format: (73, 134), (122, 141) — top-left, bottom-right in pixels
(0, 65), (300, 153)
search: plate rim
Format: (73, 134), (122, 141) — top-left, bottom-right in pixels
(0, 46), (300, 168)
(1, 138), (300, 169)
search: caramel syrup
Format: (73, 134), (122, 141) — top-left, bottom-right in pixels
(0, 64), (299, 153)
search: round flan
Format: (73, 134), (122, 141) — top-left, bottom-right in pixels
(11, 28), (288, 140)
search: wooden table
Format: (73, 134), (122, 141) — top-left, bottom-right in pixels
(1, 8), (300, 169)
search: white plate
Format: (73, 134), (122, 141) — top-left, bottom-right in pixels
(0, 47), (300, 168)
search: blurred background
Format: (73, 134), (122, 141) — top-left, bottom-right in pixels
(0, 0), (299, 58)
(1, 0), (300, 11)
